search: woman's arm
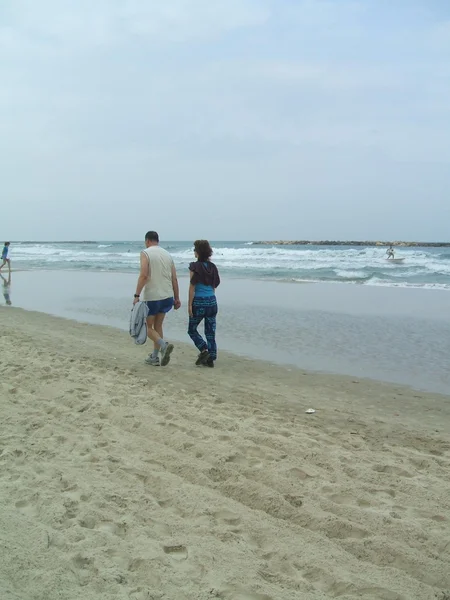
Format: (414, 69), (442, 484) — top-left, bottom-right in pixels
(188, 271), (195, 317)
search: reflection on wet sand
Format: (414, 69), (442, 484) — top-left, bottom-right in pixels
(1, 272), (12, 305)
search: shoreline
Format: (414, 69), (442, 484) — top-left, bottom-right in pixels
(5, 270), (450, 394)
(1, 307), (449, 599)
(4, 304), (450, 402)
(2, 304), (450, 408)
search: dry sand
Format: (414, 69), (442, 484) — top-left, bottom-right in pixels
(0, 308), (449, 600)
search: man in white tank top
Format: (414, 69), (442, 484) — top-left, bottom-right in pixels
(133, 231), (181, 366)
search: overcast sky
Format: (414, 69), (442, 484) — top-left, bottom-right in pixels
(1, 0), (449, 241)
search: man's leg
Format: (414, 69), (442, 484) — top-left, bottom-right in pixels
(146, 315), (164, 346)
(143, 315), (160, 366)
(144, 315), (161, 365)
(145, 312), (167, 364)
(146, 312), (174, 367)
(153, 312), (166, 348)
(146, 315), (156, 343)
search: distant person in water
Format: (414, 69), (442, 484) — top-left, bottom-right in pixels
(188, 240), (220, 368)
(133, 231), (181, 366)
(386, 245), (395, 259)
(1, 271), (11, 305)
(0, 242), (11, 273)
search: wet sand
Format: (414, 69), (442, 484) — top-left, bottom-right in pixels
(6, 270), (450, 393)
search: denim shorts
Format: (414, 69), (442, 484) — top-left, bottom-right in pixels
(146, 297), (174, 316)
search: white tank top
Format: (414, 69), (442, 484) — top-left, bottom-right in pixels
(141, 246), (174, 301)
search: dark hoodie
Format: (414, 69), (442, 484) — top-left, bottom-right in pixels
(189, 261), (221, 289)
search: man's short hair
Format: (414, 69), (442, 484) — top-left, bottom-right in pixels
(145, 231), (159, 243)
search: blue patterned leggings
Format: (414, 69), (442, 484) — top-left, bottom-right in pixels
(188, 296), (218, 360)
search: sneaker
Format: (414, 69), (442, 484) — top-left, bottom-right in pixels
(145, 354), (160, 366)
(195, 349), (210, 366)
(160, 343), (174, 367)
(205, 357), (215, 368)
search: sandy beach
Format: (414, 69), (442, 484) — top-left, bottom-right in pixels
(1, 307), (449, 600)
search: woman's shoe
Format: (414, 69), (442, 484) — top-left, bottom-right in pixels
(195, 349), (210, 366)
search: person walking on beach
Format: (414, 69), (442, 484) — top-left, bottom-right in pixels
(188, 240), (220, 368)
(0, 242), (11, 273)
(133, 231), (181, 366)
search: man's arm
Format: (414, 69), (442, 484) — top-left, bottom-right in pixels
(171, 263), (181, 309)
(133, 252), (150, 304)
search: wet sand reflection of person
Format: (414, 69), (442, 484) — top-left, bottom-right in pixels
(1, 272), (11, 305)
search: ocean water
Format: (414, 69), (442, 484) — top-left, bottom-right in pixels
(11, 241), (450, 290)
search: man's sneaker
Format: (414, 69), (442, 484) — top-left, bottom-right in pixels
(145, 354), (160, 366)
(205, 357), (215, 368)
(160, 343), (174, 366)
(195, 349), (210, 366)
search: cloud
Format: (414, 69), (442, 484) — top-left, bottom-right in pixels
(1, 0), (270, 49)
(0, 0), (449, 239)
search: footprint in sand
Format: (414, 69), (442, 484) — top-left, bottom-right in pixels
(62, 498), (79, 519)
(72, 554), (94, 569)
(129, 588), (162, 600)
(214, 590), (273, 600)
(372, 464), (414, 478)
(305, 516), (369, 540)
(15, 499), (38, 517)
(156, 499), (185, 518)
(213, 509), (241, 526)
(163, 545), (188, 560)
(329, 494), (372, 509)
(284, 494), (303, 508)
(97, 521), (127, 537)
(106, 549), (131, 571)
(128, 558), (163, 583)
(412, 509), (447, 524)
(60, 478), (78, 492)
(357, 588), (407, 600)
(79, 516), (127, 538)
(288, 467), (313, 480)
(145, 518), (171, 537)
(302, 566), (354, 597)
(165, 422), (187, 434)
(70, 553), (96, 586)
(369, 488), (396, 499)
(207, 466), (233, 483)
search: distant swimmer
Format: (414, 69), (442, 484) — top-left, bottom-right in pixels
(386, 245), (395, 259)
(0, 242), (11, 273)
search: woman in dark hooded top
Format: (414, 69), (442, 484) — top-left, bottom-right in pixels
(188, 240), (220, 367)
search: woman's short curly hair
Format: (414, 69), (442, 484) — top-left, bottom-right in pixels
(194, 240), (213, 262)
